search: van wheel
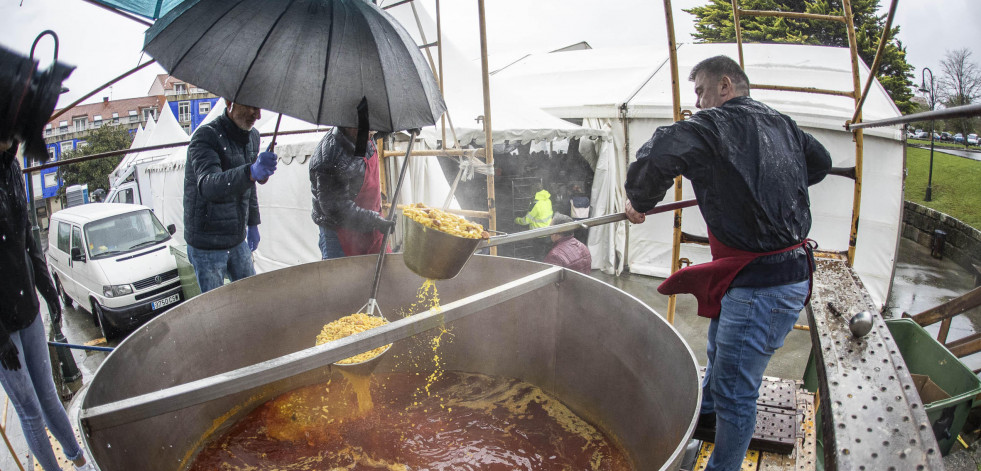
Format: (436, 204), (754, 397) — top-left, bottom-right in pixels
(93, 302), (118, 340)
(56, 279), (72, 308)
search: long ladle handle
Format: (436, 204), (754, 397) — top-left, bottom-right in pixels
(477, 198), (698, 249)
(366, 130), (420, 312)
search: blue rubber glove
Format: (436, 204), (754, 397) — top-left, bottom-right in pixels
(250, 152), (278, 182)
(247, 225), (260, 251)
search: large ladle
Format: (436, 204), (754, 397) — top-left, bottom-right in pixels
(403, 198), (699, 281)
(338, 130), (420, 374)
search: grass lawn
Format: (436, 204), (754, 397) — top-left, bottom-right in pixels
(907, 138), (979, 150)
(904, 146), (981, 229)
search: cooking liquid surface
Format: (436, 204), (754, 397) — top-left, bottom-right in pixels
(188, 370), (631, 470)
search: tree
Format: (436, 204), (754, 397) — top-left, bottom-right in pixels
(684, 0), (916, 113)
(57, 124), (133, 199)
(936, 48), (981, 147)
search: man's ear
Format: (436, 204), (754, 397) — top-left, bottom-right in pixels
(719, 75), (733, 98)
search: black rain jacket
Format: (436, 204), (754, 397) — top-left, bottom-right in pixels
(183, 113), (261, 250)
(0, 148), (58, 347)
(625, 96), (832, 284)
(309, 128), (388, 233)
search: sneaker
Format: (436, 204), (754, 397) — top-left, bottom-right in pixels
(74, 461), (97, 471)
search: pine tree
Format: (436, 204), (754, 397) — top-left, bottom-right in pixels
(685, 0), (915, 113)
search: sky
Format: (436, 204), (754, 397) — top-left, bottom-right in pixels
(2, 0), (978, 110)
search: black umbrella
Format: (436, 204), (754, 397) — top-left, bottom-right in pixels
(143, 0), (446, 132)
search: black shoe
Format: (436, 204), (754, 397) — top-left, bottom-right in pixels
(694, 412), (716, 442)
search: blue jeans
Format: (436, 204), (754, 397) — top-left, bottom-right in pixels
(187, 240), (256, 293)
(702, 280), (809, 471)
(318, 226), (345, 260)
(0, 316), (83, 470)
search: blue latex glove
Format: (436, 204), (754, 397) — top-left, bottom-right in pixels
(250, 152), (278, 182)
(247, 225), (260, 251)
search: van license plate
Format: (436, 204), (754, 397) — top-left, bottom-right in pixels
(152, 294), (180, 310)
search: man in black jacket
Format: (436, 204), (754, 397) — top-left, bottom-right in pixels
(624, 55), (831, 470)
(183, 100), (278, 293)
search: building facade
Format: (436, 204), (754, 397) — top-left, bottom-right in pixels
(148, 74), (220, 136)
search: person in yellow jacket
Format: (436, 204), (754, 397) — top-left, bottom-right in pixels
(515, 189), (554, 229)
(515, 189), (554, 260)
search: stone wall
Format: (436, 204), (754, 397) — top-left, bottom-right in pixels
(902, 201), (981, 274)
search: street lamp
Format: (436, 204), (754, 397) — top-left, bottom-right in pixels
(919, 67), (936, 202)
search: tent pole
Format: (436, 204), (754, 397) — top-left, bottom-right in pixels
(663, 0), (685, 325)
(477, 0), (497, 254)
(436, 0), (447, 148)
(409, 1), (460, 148)
(842, 0), (863, 267)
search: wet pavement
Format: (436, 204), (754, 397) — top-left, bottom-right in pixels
(1, 237), (978, 469)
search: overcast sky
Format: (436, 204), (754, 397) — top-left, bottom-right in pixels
(2, 0), (977, 109)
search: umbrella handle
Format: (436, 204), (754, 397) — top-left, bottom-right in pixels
(367, 130), (420, 306)
(258, 113), (283, 185)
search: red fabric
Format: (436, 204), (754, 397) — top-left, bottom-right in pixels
(544, 235), (592, 274)
(336, 147), (389, 256)
(657, 232), (808, 319)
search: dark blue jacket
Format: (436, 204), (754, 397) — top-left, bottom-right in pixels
(625, 96), (831, 286)
(183, 113), (261, 250)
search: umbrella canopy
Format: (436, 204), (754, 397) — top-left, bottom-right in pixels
(85, 0), (183, 20)
(143, 0), (446, 132)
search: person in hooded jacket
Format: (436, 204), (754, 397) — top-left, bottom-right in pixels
(515, 187), (554, 261)
(310, 127), (395, 259)
(544, 213), (591, 274)
(0, 143), (94, 471)
(184, 100), (278, 293)
(624, 55), (831, 471)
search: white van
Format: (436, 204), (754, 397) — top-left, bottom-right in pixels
(47, 203), (183, 339)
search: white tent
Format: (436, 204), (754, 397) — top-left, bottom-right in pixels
(493, 42), (904, 307)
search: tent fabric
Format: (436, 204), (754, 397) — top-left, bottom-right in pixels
(86, 0), (182, 20)
(493, 42), (904, 308)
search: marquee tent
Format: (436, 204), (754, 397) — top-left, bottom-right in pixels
(493, 42), (905, 307)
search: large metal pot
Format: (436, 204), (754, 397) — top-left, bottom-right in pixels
(80, 255), (700, 470)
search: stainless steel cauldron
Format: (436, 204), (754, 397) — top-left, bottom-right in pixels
(80, 255), (700, 470)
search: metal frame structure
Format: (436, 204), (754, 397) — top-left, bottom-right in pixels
(659, 0), (899, 322)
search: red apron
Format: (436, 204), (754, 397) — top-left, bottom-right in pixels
(336, 146), (389, 256)
(657, 232), (813, 319)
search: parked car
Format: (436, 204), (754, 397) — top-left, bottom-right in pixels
(953, 133), (965, 144)
(968, 134), (978, 146)
(914, 129), (929, 139)
(47, 203), (183, 339)
(940, 132), (952, 141)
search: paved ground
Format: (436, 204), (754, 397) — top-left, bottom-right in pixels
(1, 237), (978, 469)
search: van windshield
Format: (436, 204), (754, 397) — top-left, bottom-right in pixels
(85, 209), (171, 259)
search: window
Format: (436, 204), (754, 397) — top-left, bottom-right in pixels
(57, 222), (71, 252)
(59, 120), (68, 132)
(71, 225), (83, 256)
(45, 123), (52, 136)
(175, 83), (187, 94)
(93, 115), (103, 127)
(129, 110), (139, 123)
(178, 101), (191, 122)
(143, 107), (156, 121)
(112, 112), (119, 124)
(61, 141), (74, 153)
(43, 172), (58, 188)
(199, 101), (211, 114)
(47, 147), (56, 161)
(182, 124), (192, 135)
(111, 188), (134, 204)
(73, 116), (87, 132)
(77, 140), (88, 148)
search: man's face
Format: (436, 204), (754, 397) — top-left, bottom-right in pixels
(227, 102), (261, 131)
(693, 72), (729, 110)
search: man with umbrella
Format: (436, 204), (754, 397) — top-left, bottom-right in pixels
(183, 99), (278, 293)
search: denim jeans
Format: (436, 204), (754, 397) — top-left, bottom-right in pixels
(702, 279), (809, 471)
(0, 316), (83, 470)
(318, 226), (345, 260)
(187, 240), (256, 293)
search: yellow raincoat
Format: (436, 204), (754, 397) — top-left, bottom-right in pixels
(515, 190), (553, 229)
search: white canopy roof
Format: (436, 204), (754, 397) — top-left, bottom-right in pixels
(494, 42), (903, 139)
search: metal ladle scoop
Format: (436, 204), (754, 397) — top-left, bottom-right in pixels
(402, 198), (700, 281)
